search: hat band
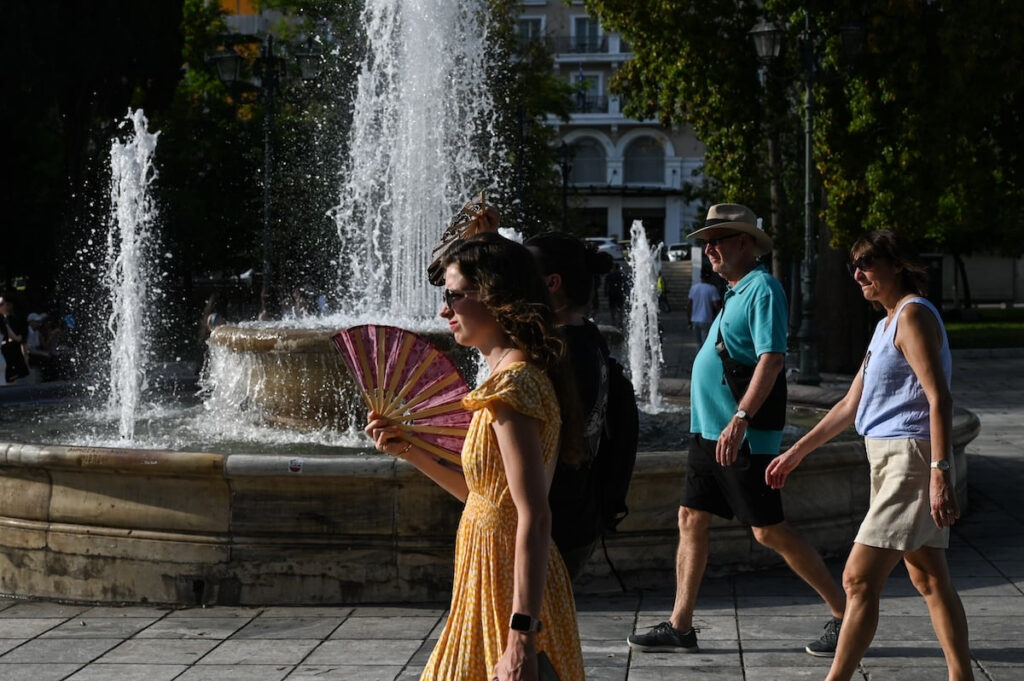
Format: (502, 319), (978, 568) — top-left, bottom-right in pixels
(704, 217), (752, 228)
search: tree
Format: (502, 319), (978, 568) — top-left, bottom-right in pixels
(587, 0), (1024, 368)
(156, 0), (362, 322)
(0, 1), (184, 314)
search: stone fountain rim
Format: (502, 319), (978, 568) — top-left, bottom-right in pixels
(0, 372), (980, 478)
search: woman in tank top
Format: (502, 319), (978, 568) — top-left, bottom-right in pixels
(762, 230), (973, 681)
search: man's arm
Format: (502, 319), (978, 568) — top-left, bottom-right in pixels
(715, 352), (784, 466)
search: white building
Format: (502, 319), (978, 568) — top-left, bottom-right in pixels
(519, 0), (706, 245)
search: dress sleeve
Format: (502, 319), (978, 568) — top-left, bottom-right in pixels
(462, 362), (551, 423)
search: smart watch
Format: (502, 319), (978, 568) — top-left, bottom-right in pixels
(735, 409), (749, 422)
(930, 460), (951, 471)
(509, 613), (543, 633)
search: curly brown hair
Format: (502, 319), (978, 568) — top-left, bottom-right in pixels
(441, 232), (584, 467)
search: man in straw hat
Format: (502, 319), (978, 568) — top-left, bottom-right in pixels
(627, 203), (846, 656)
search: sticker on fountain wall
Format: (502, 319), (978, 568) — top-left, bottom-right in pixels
(288, 458), (303, 473)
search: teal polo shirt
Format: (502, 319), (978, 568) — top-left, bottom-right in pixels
(689, 264), (788, 455)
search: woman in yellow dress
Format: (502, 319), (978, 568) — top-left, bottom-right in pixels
(366, 233), (585, 681)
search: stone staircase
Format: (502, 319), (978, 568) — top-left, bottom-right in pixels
(660, 260), (693, 311)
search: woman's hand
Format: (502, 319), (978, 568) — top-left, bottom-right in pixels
(493, 633), (537, 681)
(364, 410), (408, 457)
(764, 447), (808, 490)
(930, 469), (961, 528)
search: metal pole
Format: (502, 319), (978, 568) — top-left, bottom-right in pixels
(797, 10), (820, 385)
(261, 35), (276, 316)
(559, 142), (570, 231)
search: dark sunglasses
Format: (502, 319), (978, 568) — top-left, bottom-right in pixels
(442, 288), (477, 309)
(846, 254), (876, 276)
(699, 232), (742, 248)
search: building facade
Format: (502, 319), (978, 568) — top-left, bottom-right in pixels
(519, 0), (706, 246)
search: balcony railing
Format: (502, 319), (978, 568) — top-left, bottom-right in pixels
(551, 35), (609, 54)
(569, 94), (609, 114)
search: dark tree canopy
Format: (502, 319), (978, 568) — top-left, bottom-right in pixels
(586, 0), (1024, 257)
(1, 1), (184, 309)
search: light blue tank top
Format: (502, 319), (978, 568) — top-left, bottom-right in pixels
(855, 297), (951, 439)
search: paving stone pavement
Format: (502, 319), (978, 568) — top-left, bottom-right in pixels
(1, 349), (1021, 680)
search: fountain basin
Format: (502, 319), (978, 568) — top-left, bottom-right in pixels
(205, 325), (480, 431)
(0, 440), (464, 605)
(0, 397), (977, 604)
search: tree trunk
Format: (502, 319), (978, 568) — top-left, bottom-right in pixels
(814, 227), (876, 375)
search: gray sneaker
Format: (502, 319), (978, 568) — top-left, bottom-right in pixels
(627, 621), (699, 653)
(805, 616), (842, 657)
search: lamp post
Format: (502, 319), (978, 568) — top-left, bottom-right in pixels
(749, 13), (822, 385)
(556, 142), (573, 231)
(210, 35), (321, 317)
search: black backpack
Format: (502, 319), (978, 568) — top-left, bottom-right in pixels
(549, 325), (638, 550)
(592, 354), (639, 533)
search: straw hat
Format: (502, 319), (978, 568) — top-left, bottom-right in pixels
(687, 203), (773, 256)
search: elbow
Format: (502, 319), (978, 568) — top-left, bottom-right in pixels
(520, 502), (552, 539)
(762, 352), (785, 377)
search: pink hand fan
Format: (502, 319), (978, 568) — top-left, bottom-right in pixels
(332, 324), (472, 466)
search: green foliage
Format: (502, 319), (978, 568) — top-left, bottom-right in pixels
(945, 307), (1024, 349)
(587, 0), (1024, 257)
(156, 0), (362, 315)
(1, 2), (184, 310)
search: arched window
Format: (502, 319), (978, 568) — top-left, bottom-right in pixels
(568, 138), (606, 184)
(623, 137), (664, 184)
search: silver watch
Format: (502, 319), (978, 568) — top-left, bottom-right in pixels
(735, 409), (749, 421)
(930, 460), (951, 471)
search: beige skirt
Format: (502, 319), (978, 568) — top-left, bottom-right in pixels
(855, 438), (949, 551)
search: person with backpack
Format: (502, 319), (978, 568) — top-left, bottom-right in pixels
(526, 232), (639, 581)
(627, 204), (846, 656)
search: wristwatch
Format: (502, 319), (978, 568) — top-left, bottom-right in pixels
(735, 409), (749, 422)
(930, 460), (951, 471)
(509, 613), (543, 633)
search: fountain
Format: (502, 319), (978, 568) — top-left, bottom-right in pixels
(0, 2), (979, 605)
(105, 109), (160, 442)
(624, 219), (666, 411)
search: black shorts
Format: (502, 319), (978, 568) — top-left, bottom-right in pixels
(680, 434), (785, 527)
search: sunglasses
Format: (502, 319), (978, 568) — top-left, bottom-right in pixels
(700, 232), (742, 248)
(846, 254), (876, 276)
(442, 288), (477, 309)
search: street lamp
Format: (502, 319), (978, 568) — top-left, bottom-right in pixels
(556, 142), (573, 231)
(211, 35), (322, 317)
(751, 14), (865, 385)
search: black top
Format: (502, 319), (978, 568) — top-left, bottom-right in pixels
(549, 319), (609, 550)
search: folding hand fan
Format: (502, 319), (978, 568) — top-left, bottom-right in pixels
(332, 324), (472, 466)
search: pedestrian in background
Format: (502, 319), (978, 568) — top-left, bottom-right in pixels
(686, 269), (721, 347)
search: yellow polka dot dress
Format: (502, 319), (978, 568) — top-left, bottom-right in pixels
(420, 362), (584, 681)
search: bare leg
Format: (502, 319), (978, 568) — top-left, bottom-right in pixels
(752, 521), (847, 619)
(670, 506), (711, 632)
(825, 543), (904, 681)
(903, 547), (974, 681)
